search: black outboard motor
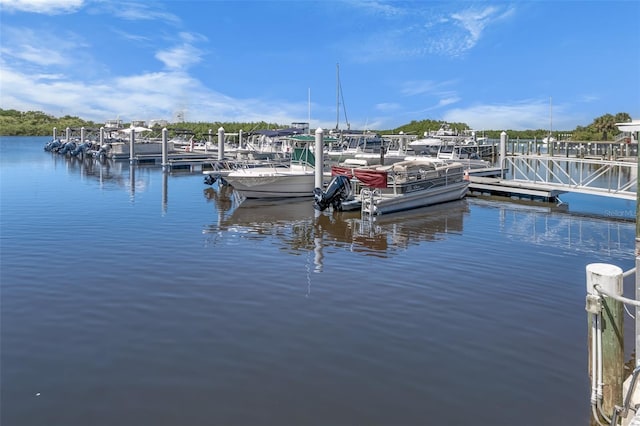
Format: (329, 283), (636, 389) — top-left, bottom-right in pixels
(313, 175), (352, 211)
(204, 173), (217, 185)
(204, 173), (228, 186)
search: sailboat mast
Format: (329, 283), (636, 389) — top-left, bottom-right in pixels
(549, 96), (553, 136)
(336, 63), (340, 130)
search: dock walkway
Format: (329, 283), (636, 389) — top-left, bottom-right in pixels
(468, 176), (566, 202)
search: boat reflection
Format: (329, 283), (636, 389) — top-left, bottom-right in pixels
(202, 186), (470, 259)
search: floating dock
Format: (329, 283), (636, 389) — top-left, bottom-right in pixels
(467, 176), (567, 202)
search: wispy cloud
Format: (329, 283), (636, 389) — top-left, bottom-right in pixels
(443, 99), (569, 131)
(155, 32), (206, 71)
(400, 79), (458, 97)
(451, 6), (514, 52)
(0, 26), (88, 67)
(343, 2), (515, 61)
(0, 0), (84, 14)
(99, 1), (181, 25)
(375, 102), (401, 112)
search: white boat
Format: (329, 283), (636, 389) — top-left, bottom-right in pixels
(433, 144), (490, 170)
(352, 133), (415, 165)
(404, 143), (492, 171)
(408, 136), (445, 156)
(315, 159), (468, 215)
(408, 123), (466, 155)
(325, 131), (385, 162)
(222, 147), (317, 198)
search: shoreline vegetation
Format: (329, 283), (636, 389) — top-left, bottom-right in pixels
(0, 108), (633, 142)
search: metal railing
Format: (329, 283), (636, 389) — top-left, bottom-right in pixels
(504, 155), (637, 200)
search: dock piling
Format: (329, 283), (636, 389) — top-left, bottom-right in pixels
(218, 127), (224, 159)
(129, 128), (135, 164)
(586, 263), (624, 422)
(499, 132), (507, 179)
(162, 128), (168, 171)
(315, 128), (324, 189)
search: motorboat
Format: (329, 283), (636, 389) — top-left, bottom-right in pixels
(221, 147), (317, 198)
(408, 136), (444, 156)
(325, 131), (386, 162)
(433, 144), (491, 170)
(314, 159), (469, 215)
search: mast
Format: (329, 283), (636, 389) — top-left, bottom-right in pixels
(549, 96), (553, 138)
(336, 63), (340, 130)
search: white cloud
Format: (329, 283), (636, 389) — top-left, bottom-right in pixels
(0, 0), (84, 14)
(443, 100), (568, 131)
(155, 32), (206, 71)
(375, 102), (401, 112)
(100, 1), (181, 25)
(0, 27), (81, 67)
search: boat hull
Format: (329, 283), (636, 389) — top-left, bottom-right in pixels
(224, 172), (315, 198)
(369, 180), (468, 215)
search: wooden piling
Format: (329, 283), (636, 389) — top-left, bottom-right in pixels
(587, 263), (624, 419)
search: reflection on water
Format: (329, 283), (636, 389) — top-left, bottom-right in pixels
(203, 184), (635, 263)
(202, 185), (470, 261)
(472, 197), (635, 258)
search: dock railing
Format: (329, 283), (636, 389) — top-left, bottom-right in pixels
(503, 155), (637, 200)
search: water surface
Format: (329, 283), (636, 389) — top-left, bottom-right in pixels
(1, 136), (637, 425)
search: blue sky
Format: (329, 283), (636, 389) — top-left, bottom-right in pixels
(0, 1), (638, 132)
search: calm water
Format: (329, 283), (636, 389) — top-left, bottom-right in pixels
(1, 136), (637, 426)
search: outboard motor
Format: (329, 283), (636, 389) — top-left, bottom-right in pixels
(44, 139), (62, 152)
(58, 141), (76, 155)
(313, 175), (352, 211)
(204, 174), (217, 185)
(204, 173), (228, 186)
(70, 141), (92, 156)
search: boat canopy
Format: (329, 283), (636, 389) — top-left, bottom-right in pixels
(331, 165), (387, 188)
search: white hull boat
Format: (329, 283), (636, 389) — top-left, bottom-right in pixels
(222, 147), (316, 198)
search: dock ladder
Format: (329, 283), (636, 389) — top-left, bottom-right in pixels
(360, 188), (379, 219)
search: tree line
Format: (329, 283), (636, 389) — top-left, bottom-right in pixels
(0, 108), (633, 141)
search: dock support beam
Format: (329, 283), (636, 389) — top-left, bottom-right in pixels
(218, 127), (225, 160)
(162, 128), (169, 171)
(499, 131), (507, 178)
(587, 263), (624, 422)
(315, 128), (324, 190)
(129, 128), (136, 164)
(53, 127), (57, 140)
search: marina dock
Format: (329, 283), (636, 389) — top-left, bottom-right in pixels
(467, 175), (566, 202)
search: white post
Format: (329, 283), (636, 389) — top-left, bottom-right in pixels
(586, 263), (624, 417)
(218, 127), (225, 159)
(162, 128), (169, 171)
(99, 127), (104, 145)
(239, 129), (244, 149)
(53, 127), (57, 140)
(500, 131), (507, 178)
(80, 126), (85, 143)
(208, 129), (212, 153)
(129, 128), (135, 163)
(315, 127), (324, 189)
(65, 127), (70, 142)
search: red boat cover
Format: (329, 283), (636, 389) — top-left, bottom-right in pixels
(331, 166), (387, 188)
